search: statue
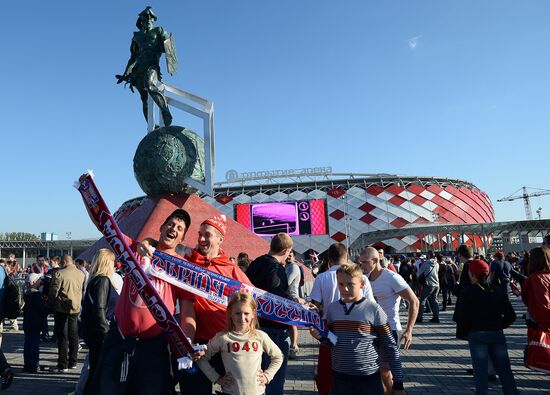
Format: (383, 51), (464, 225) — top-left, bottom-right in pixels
(116, 6), (177, 127)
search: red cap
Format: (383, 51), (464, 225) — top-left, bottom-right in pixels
(469, 259), (489, 278)
(495, 251), (504, 259)
(202, 214), (227, 237)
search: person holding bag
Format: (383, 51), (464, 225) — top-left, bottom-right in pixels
(416, 253), (440, 324)
(454, 259), (518, 394)
(521, 246), (550, 373)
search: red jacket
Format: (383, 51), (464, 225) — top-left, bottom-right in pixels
(186, 249), (251, 341)
(521, 270), (550, 330)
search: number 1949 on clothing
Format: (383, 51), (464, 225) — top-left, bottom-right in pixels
(227, 341), (260, 353)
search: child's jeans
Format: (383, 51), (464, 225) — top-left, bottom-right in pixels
(24, 329), (41, 368)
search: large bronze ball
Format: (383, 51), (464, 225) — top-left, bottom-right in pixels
(133, 126), (205, 196)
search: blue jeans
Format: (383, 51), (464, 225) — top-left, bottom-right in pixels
(468, 330), (518, 395)
(261, 326), (290, 395)
(24, 330), (40, 368)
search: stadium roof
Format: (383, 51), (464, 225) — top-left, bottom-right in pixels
(213, 172), (478, 196)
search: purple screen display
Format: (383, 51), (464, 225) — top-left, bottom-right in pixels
(251, 202), (299, 236)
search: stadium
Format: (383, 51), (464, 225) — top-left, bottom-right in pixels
(200, 168), (495, 256)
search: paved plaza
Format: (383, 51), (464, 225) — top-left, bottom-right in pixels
(1, 296), (548, 394)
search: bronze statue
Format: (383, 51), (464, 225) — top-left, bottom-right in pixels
(116, 7), (177, 126)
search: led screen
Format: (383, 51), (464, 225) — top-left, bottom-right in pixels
(235, 199), (327, 237)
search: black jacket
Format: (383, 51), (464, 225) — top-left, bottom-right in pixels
(23, 291), (47, 332)
(246, 254), (289, 329)
(453, 283), (516, 340)
(456, 260), (472, 295)
(81, 275), (118, 342)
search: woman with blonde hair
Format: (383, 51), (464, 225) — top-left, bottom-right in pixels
(80, 248), (120, 394)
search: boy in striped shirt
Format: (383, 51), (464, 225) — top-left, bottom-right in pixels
(310, 263), (405, 395)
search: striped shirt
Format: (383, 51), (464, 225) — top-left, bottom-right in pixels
(325, 297), (404, 383)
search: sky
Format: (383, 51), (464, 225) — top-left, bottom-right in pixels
(2, 1), (550, 239)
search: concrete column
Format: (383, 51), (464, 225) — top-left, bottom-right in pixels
(23, 247), (26, 267)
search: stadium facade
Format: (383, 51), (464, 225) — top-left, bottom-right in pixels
(203, 171), (494, 255)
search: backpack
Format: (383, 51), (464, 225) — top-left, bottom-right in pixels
(2, 274), (24, 320)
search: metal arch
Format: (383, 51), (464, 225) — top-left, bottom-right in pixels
(348, 219), (550, 250)
(209, 174), (480, 198)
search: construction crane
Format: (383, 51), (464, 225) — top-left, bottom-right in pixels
(497, 187), (550, 220)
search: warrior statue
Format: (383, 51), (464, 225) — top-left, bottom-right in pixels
(116, 7), (178, 127)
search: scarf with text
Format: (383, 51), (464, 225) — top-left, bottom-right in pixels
(149, 249), (329, 338)
(75, 172), (195, 359)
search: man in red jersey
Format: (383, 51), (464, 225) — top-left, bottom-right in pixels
(93, 209), (197, 395)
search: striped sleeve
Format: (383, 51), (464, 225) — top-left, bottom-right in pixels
(374, 305), (404, 385)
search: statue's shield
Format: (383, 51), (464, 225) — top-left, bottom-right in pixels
(164, 34), (178, 76)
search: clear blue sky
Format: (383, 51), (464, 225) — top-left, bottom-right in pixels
(2, 1), (550, 239)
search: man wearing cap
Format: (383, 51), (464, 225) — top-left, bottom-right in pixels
(94, 209), (196, 395)
(140, 214), (251, 394)
(176, 214), (251, 394)
(358, 246), (418, 394)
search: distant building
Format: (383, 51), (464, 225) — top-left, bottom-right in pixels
(40, 232), (59, 241)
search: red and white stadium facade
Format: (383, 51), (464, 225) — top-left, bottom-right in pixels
(203, 172), (495, 255)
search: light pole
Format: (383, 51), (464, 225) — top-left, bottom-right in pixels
(66, 232), (72, 256)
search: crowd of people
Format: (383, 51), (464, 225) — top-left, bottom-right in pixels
(0, 221), (548, 394)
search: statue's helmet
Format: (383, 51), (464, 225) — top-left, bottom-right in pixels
(136, 6), (157, 29)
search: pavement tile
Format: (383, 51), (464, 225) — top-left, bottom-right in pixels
(0, 294), (548, 394)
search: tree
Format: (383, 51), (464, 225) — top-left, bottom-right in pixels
(0, 232), (39, 241)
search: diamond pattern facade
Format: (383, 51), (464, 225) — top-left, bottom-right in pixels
(208, 176), (495, 255)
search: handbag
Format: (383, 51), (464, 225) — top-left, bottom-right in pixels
(525, 328), (550, 373)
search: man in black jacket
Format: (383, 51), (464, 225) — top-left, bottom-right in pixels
(246, 233), (293, 395)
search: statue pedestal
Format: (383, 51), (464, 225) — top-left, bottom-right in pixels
(79, 193), (269, 261)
